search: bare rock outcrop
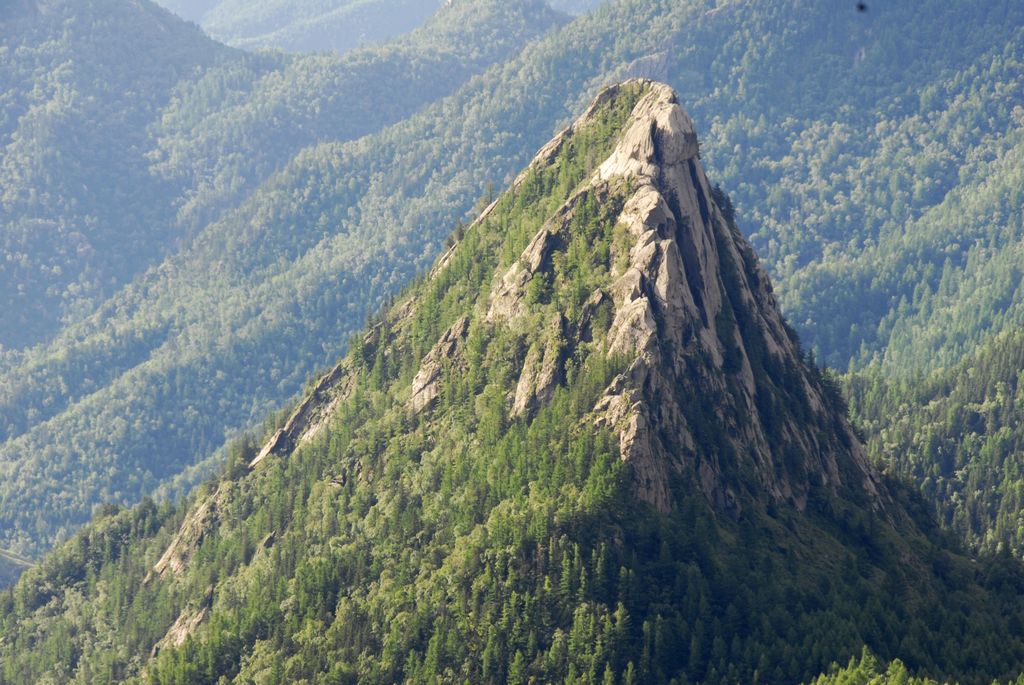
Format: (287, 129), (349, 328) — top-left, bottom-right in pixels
(150, 343), (357, 584)
(151, 585), (215, 657)
(250, 361), (352, 469)
(150, 486), (227, 580)
(410, 316), (470, 414)
(487, 227), (559, 323)
(512, 315), (566, 418)
(507, 79), (889, 515)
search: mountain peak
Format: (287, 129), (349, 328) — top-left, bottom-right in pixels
(597, 81), (699, 179)
(131, 78), (896, 667)
(487, 80), (884, 515)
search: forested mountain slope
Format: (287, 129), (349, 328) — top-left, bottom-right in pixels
(1, 0), (689, 561)
(0, 0), (565, 559)
(0, 0), (559, 353)
(0, 0), (229, 350)
(145, 0), (566, 246)
(848, 331), (1024, 558)
(4, 0), (1022, 572)
(3, 81), (1023, 685)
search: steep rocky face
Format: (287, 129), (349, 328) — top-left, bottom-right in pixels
(410, 316), (469, 413)
(249, 361), (354, 469)
(490, 81), (884, 515)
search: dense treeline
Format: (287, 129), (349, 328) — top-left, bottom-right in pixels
(806, 649), (1024, 685)
(3, 86), (1024, 684)
(848, 331), (1024, 558)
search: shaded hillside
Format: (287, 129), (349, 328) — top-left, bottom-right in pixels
(848, 330), (1024, 558)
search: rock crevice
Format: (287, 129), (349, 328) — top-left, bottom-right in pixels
(410, 316), (470, 414)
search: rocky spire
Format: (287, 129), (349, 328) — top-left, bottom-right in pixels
(489, 80), (885, 515)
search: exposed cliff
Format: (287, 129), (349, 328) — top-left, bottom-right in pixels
(487, 80), (885, 516)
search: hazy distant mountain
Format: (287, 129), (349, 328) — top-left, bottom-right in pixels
(547, 0), (605, 13)
(0, 0), (566, 560)
(155, 0), (444, 53)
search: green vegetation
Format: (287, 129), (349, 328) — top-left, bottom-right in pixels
(848, 331), (1024, 558)
(4, 0), (1024, 597)
(3, 80), (1024, 685)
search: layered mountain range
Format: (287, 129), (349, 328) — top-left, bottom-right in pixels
(151, 0), (602, 53)
(3, 81), (1022, 685)
(0, 0), (566, 561)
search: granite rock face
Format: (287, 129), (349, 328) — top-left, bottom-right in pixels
(410, 316), (470, 414)
(487, 80), (884, 515)
(512, 314), (565, 419)
(593, 82), (881, 514)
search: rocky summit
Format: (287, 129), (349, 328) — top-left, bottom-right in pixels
(490, 81), (885, 516)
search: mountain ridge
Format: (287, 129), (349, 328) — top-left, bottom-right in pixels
(0, 0), (566, 562)
(7, 0), (1023, 571)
